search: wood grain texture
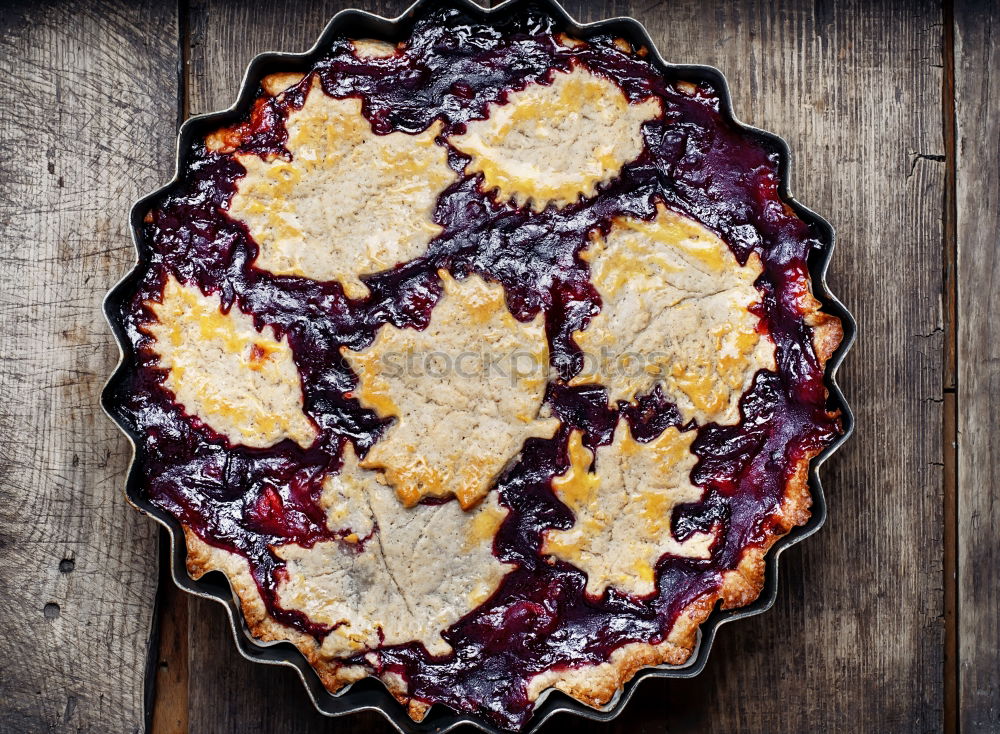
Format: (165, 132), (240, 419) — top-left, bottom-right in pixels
(188, 598), (387, 734)
(954, 1), (1000, 731)
(150, 532), (190, 734)
(175, 1), (949, 732)
(187, 0), (417, 117)
(0, 1), (179, 732)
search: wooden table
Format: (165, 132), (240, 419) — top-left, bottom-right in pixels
(1, 0), (996, 731)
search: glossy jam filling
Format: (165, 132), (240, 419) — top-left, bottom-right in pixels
(109, 5), (841, 730)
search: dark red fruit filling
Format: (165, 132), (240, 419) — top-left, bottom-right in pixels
(107, 4), (841, 730)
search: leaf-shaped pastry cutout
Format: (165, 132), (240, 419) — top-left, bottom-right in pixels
(342, 270), (559, 508)
(543, 424), (717, 597)
(144, 275), (316, 449)
(228, 77), (457, 299)
(275, 445), (513, 657)
(449, 64), (660, 210)
(571, 203), (775, 425)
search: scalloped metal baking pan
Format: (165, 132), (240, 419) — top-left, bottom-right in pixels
(102, 0), (856, 731)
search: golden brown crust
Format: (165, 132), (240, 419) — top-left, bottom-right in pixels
(612, 38), (632, 54)
(407, 700), (431, 722)
(448, 64), (661, 211)
(205, 72), (308, 154)
(555, 33), (586, 49)
(694, 275), (842, 629)
(261, 72), (306, 97)
(798, 282), (845, 367)
(351, 39), (399, 59)
(203, 95), (275, 155)
(183, 529), (374, 697)
(526, 592), (714, 707)
(811, 312), (846, 366)
(178, 276), (842, 722)
(204, 127), (239, 155)
(528, 446), (820, 709)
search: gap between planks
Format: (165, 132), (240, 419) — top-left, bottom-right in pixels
(150, 530), (190, 734)
(941, 1), (959, 733)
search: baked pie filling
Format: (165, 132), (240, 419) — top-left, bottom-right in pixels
(112, 5), (843, 730)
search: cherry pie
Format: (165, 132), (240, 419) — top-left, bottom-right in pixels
(111, 3), (844, 730)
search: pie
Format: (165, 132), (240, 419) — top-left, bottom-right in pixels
(110, 3), (844, 730)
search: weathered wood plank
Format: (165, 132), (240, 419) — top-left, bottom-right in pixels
(187, 0), (416, 117)
(954, 1), (1000, 731)
(150, 532), (190, 734)
(188, 597), (386, 733)
(557, 1), (946, 732)
(184, 2), (413, 732)
(0, 1), (179, 731)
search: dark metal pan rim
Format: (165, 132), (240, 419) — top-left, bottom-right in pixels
(102, 0), (856, 732)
